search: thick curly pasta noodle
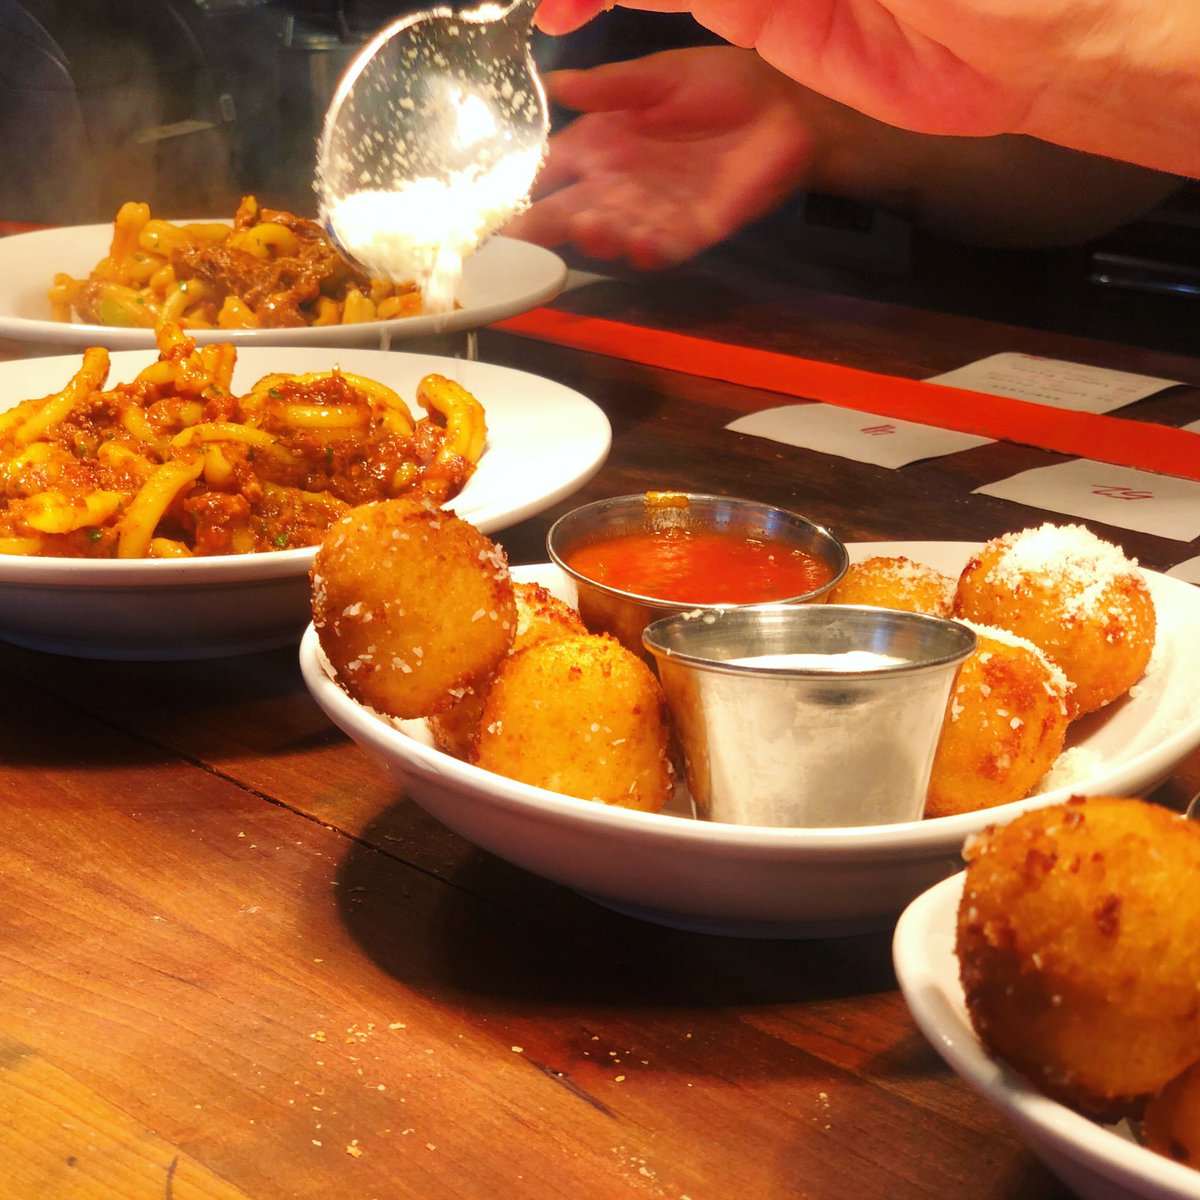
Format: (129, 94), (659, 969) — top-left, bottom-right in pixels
(0, 322), (486, 558)
(48, 195), (433, 330)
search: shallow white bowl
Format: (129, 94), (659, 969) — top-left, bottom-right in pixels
(298, 544), (1200, 938)
(894, 872), (1200, 1200)
(0, 225), (565, 349)
(0, 348), (610, 659)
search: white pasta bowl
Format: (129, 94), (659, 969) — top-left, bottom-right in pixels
(0, 348), (610, 659)
(0, 225), (566, 350)
(299, 545), (1200, 938)
(894, 873), (1200, 1200)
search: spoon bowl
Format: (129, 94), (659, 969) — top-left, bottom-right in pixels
(316, 0), (547, 308)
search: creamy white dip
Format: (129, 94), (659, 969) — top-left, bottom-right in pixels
(725, 651), (909, 671)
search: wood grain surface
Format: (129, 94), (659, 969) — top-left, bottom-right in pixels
(2, 263), (1198, 1199)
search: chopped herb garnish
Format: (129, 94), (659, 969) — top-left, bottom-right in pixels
(272, 533), (289, 547)
(86, 528), (103, 542)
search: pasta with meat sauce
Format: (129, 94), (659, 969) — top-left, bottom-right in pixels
(48, 195), (434, 330)
(0, 321), (486, 558)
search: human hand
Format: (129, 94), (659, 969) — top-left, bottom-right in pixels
(505, 47), (820, 268)
(533, 0), (1200, 176)
(507, 41), (1181, 268)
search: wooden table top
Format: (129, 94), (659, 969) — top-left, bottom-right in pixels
(3, 266), (1199, 1200)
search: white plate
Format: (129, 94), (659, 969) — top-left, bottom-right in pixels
(0, 225), (566, 349)
(0, 348), (610, 659)
(298, 543), (1200, 938)
(894, 873), (1200, 1200)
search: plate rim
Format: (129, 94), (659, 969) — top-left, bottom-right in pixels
(0, 347), (611, 584)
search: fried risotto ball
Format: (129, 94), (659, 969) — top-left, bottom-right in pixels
(955, 523), (1155, 716)
(1145, 1060), (1200, 1167)
(957, 796), (1200, 1120)
(925, 623), (1072, 819)
(829, 555), (956, 616)
(429, 581), (587, 759)
(473, 633), (674, 812)
(311, 495), (516, 719)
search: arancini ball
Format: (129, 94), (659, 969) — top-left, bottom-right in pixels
(311, 495), (516, 719)
(957, 796), (1200, 1119)
(955, 523), (1155, 715)
(1145, 1060), (1200, 1168)
(429, 581), (587, 759)
(829, 555), (956, 617)
(925, 623), (1072, 818)
(474, 633), (674, 812)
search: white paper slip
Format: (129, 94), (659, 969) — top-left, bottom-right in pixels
(975, 460), (1200, 542)
(1185, 419), (1200, 434)
(1167, 557), (1200, 585)
(726, 403), (992, 469)
(926, 352), (1181, 413)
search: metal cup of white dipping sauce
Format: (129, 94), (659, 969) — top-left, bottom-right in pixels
(643, 604), (977, 828)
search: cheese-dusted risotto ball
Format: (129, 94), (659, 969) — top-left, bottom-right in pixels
(957, 797), (1200, 1119)
(429, 582), (587, 759)
(926, 624), (1072, 819)
(510, 581), (590, 651)
(311, 496), (516, 719)
(474, 633), (674, 812)
(1145, 1061), (1200, 1168)
(829, 556), (955, 616)
(954, 523), (1155, 715)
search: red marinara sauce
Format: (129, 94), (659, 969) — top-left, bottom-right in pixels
(564, 528), (835, 604)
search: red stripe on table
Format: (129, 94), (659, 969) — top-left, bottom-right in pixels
(492, 308), (1200, 482)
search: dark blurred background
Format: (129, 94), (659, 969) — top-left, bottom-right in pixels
(1, 0), (1196, 356)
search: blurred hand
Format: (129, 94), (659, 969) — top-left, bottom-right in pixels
(506, 47), (819, 268)
(506, 42), (1181, 267)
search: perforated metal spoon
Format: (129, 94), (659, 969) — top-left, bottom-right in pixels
(315, 0), (547, 288)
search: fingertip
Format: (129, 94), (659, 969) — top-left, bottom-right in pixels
(569, 236), (624, 263)
(621, 219), (696, 271)
(533, 1), (608, 36)
(566, 211), (693, 271)
(539, 69), (582, 102)
(627, 237), (689, 272)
